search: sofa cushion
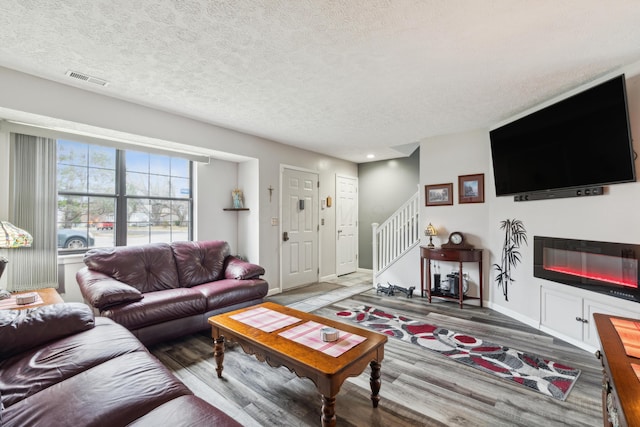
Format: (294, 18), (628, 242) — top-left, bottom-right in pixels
(132, 315), (207, 347)
(192, 278), (269, 311)
(170, 240), (230, 287)
(76, 269), (143, 310)
(128, 395), (242, 427)
(83, 243), (179, 293)
(0, 303), (95, 359)
(101, 288), (206, 330)
(224, 256), (265, 280)
(1, 351), (192, 427)
(0, 317), (144, 408)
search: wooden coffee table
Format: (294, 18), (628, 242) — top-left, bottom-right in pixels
(208, 302), (387, 427)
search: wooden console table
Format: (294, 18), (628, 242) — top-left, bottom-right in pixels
(594, 313), (640, 427)
(420, 246), (483, 308)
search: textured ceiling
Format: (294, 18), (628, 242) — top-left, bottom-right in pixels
(1, 1), (640, 163)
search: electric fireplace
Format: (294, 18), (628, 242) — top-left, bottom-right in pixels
(534, 236), (640, 303)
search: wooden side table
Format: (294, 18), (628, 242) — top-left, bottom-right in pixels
(420, 246), (483, 308)
(2, 288), (63, 310)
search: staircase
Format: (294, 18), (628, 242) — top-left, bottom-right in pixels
(372, 191), (420, 279)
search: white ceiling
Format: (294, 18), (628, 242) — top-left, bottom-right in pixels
(1, 1), (640, 163)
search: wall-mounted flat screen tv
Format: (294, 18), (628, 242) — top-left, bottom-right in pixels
(490, 74), (636, 197)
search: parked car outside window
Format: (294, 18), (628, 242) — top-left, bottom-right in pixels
(56, 139), (192, 250)
(57, 229), (95, 249)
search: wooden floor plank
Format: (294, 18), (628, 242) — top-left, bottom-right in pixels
(150, 281), (602, 426)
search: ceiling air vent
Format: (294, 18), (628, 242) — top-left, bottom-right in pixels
(65, 70), (109, 87)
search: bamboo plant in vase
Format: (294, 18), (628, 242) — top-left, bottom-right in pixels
(494, 219), (528, 301)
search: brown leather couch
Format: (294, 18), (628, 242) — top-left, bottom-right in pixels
(0, 303), (241, 427)
(76, 240), (268, 346)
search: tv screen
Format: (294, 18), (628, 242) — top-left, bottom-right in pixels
(490, 75), (636, 196)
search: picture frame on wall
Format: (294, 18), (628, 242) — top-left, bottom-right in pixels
(232, 188), (244, 208)
(425, 183), (453, 206)
(458, 173), (485, 204)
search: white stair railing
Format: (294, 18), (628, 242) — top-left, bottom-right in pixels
(372, 191), (420, 277)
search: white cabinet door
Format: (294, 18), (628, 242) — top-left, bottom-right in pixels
(583, 299), (639, 348)
(542, 285), (640, 348)
(540, 287), (583, 341)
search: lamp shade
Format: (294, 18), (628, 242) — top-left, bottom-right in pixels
(425, 223), (437, 237)
(0, 221), (33, 248)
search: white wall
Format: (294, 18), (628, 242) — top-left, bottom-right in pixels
(486, 72), (640, 325)
(375, 245), (421, 291)
(194, 159), (239, 247)
(0, 67), (357, 297)
(420, 129), (491, 297)
(238, 158), (260, 262)
(420, 71), (640, 331)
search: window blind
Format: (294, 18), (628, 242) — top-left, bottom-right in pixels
(8, 133), (58, 291)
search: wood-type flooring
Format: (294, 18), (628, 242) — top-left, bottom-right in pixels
(149, 281), (602, 426)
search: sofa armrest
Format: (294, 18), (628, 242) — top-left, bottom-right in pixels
(76, 268), (143, 310)
(224, 256), (265, 280)
(0, 302), (95, 359)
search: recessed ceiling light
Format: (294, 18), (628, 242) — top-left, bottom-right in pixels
(366, 154), (375, 159)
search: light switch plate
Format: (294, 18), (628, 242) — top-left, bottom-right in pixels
(271, 217), (278, 226)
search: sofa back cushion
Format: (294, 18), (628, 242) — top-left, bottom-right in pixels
(83, 243), (179, 293)
(170, 240), (230, 287)
(0, 302), (95, 359)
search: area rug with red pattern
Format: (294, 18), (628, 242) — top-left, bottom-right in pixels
(336, 306), (581, 401)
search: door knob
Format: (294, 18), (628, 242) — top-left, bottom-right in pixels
(283, 231), (289, 242)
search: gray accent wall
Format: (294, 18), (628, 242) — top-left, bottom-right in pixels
(358, 148), (420, 269)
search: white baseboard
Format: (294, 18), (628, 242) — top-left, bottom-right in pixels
(267, 287), (281, 296)
(537, 325), (598, 353)
(486, 300), (540, 330)
(321, 269), (373, 283)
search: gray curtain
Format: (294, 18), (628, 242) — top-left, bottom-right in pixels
(8, 133), (58, 291)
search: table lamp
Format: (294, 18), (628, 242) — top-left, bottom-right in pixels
(0, 221), (33, 281)
(425, 223), (437, 249)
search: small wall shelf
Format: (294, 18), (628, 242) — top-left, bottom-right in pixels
(223, 208), (249, 211)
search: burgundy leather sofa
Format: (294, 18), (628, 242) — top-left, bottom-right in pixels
(0, 303), (241, 427)
(76, 240), (268, 346)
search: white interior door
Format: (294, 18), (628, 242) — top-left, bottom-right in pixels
(281, 168), (319, 289)
(336, 175), (358, 276)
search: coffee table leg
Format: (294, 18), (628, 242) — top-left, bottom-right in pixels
(370, 360), (381, 408)
(213, 335), (225, 378)
(321, 394), (336, 427)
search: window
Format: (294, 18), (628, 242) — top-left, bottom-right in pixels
(57, 139), (192, 252)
